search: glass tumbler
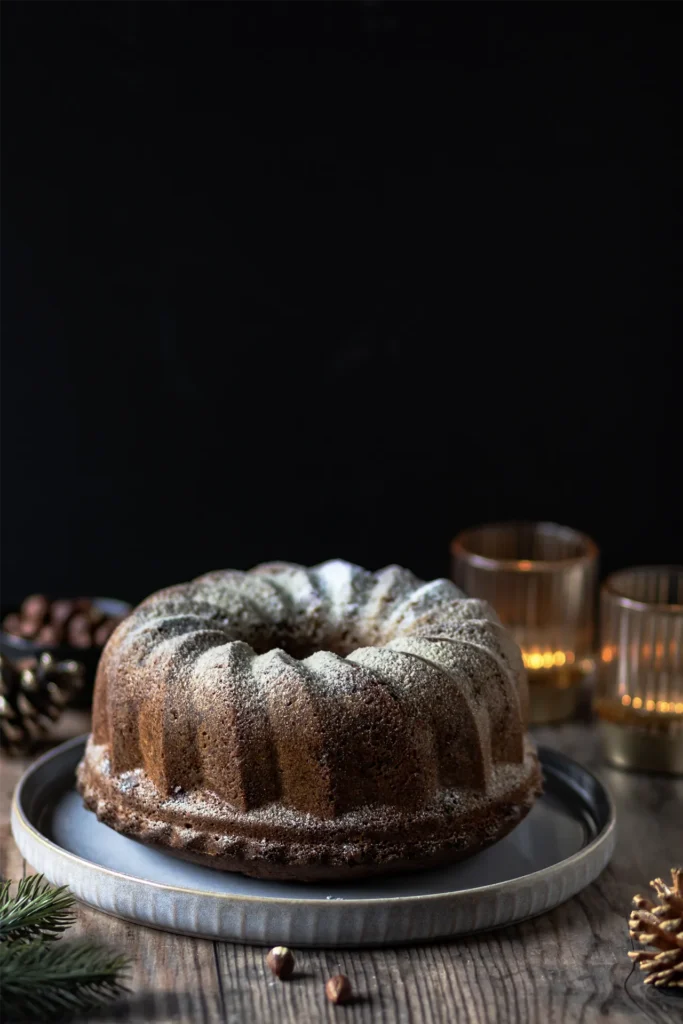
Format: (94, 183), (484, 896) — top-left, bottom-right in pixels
(451, 522), (599, 724)
(595, 566), (683, 774)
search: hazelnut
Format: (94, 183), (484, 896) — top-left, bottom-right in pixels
(325, 974), (352, 1005)
(88, 605), (106, 628)
(70, 634), (92, 650)
(2, 613), (22, 637)
(18, 618), (39, 639)
(20, 594), (49, 625)
(67, 613), (93, 647)
(37, 624), (59, 646)
(94, 618), (118, 646)
(51, 599), (76, 628)
(266, 946), (295, 980)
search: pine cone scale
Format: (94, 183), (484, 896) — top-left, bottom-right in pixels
(0, 653), (84, 754)
(629, 867), (683, 989)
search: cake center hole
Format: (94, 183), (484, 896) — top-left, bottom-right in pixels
(247, 629), (362, 660)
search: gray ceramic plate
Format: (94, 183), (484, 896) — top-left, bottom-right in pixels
(12, 736), (615, 947)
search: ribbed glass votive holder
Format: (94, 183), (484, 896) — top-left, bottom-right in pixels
(451, 522), (599, 724)
(595, 566), (683, 774)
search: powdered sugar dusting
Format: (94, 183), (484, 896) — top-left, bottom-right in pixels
(82, 558), (536, 878)
(81, 737), (538, 840)
(100, 558), (528, 775)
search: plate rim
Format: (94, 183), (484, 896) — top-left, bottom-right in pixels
(12, 733), (616, 908)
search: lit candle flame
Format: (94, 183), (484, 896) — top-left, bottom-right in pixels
(619, 694), (683, 714)
(522, 650), (573, 670)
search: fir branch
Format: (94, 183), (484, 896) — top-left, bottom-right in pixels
(0, 939), (130, 1021)
(0, 875), (76, 943)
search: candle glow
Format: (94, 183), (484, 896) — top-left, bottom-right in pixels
(522, 650), (574, 670)
(620, 694), (683, 714)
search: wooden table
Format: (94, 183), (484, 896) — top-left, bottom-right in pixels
(2, 711), (682, 1024)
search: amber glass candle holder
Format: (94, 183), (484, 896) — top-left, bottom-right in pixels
(451, 522), (599, 724)
(595, 567), (683, 774)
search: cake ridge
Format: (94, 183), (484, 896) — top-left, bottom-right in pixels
(78, 558), (541, 881)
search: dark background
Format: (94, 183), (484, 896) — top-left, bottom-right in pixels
(1, 3), (680, 606)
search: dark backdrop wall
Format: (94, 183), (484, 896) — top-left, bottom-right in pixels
(2, 3), (680, 605)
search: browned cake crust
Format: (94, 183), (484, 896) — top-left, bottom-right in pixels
(77, 560), (542, 881)
(78, 738), (541, 881)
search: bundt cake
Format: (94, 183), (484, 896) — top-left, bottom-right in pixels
(77, 560), (541, 881)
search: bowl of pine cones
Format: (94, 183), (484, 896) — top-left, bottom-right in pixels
(1, 595), (131, 706)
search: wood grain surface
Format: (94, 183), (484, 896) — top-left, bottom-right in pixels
(1, 710), (682, 1024)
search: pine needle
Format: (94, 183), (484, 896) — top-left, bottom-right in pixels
(0, 875), (76, 943)
(0, 939), (130, 1021)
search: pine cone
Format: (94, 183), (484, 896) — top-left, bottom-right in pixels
(628, 868), (683, 988)
(0, 652), (85, 754)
